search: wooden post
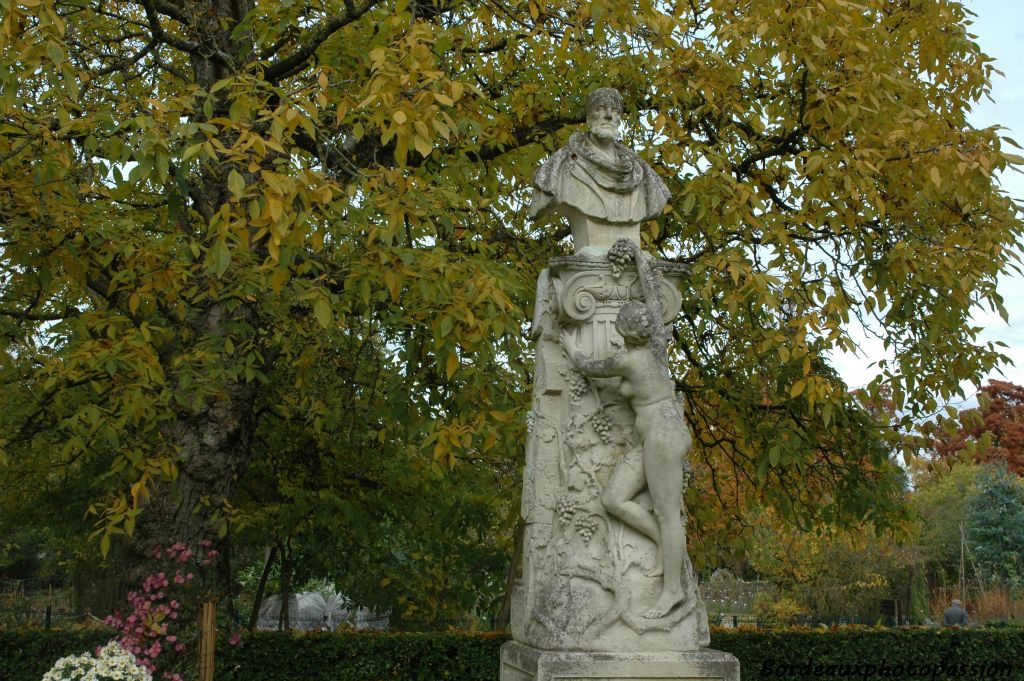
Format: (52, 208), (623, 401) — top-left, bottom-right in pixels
(199, 599), (217, 681)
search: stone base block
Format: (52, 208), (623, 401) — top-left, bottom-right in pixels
(500, 641), (740, 681)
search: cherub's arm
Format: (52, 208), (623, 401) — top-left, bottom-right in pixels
(561, 328), (625, 378)
(573, 352), (625, 378)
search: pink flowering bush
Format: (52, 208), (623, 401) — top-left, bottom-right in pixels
(104, 540), (219, 681)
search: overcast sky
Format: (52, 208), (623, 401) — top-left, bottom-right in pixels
(829, 0), (1024, 405)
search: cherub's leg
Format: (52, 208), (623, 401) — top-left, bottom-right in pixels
(601, 450), (658, 543)
(641, 439), (687, 619)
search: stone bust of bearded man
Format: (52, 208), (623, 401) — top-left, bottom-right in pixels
(528, 87), (670, 255)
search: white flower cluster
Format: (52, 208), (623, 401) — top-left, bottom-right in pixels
(42, 641), (152, 681)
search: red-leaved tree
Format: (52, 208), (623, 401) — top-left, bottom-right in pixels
(933, 380), (1024, 475)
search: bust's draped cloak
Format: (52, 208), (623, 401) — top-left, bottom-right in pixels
(529, 132), (670, 223)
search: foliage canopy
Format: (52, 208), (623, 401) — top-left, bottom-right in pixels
(1, 0), (1021, 608)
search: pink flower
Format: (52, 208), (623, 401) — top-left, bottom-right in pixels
(228, 632), (242, 646)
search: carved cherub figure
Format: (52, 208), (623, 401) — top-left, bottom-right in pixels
(561, 296), (693, 619)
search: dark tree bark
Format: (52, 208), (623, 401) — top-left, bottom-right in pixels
(123, 0), (260, 591)
(277, 541), (292, 632)
(496, 519), (524, 630)
(248, 546), (277, 630)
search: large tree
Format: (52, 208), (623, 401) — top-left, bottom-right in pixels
(1, 0), (1021, 599)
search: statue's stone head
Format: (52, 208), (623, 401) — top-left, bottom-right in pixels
(615, 300), (657, 344)
(586, 87), (623, 142)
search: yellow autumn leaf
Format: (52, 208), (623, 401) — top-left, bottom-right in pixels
(791, 379), (806, 398)
(383, 269), (401, 301)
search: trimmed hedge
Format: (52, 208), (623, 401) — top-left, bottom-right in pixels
(0, 630), (110, 681)
(218, 630), (507, 680)
(712, 628), (1023, 680)
(3, 627), (1022, 681)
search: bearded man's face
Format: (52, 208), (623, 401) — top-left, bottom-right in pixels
(587, 102), (621, 141)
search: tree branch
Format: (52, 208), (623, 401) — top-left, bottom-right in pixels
(94, 38), (159, 77)
(264, 0), (382, 83)
(457, 34), (529, 55)
(138, 0), (202, 54)
(144, 0), (190, 27)
(0, 306), (80, 321)
(472, 115), (584, 162)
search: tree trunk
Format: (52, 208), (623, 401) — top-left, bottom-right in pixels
(496, 519), (525, 630)
(124, 0), (260, 594)
(221, 527), (236, 626)
(278, 542), (292, 632)
(127, 373), (257, 587)
(248, 546), (277, 630)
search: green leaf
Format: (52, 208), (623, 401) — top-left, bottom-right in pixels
(209, 239), (231, 275)
(46, 41), (64, 65)
(313, 298), (332, 328)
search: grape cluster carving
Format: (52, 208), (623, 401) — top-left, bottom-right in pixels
(574, 515), (598, 544)
(567, 370), (588, 405)
(556, 495), (576, 525)
(607, 238), (635, 278)
(590, 409), (612, 444)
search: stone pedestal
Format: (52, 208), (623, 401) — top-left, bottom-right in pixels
(500, 641), (741, 681)
(561, 205), (641, 259)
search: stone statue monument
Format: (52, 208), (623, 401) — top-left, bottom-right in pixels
(529, 87), (671, 256)
(500, 87), (740, 681)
